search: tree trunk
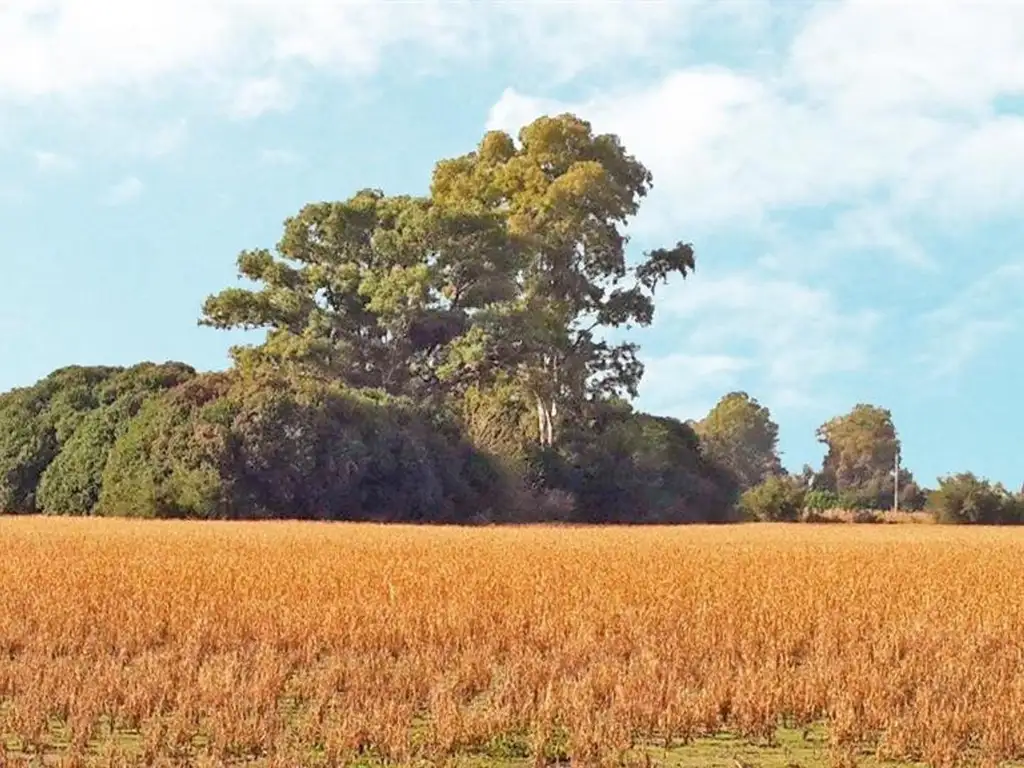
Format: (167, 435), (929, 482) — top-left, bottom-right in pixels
(535, 395), (556, 447)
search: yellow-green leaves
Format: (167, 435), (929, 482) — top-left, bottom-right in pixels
(425, 113), (694, 444)
(696, 392), (783, 492)
(202, 112), (697, 447)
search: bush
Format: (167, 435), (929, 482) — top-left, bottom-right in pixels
(97, 372), (513, 522)
(804, 489), (840, 512)
(5, 363), (741, 525)
(460, 382), (537, 467)
(536, 403), (740, 524)
(0, 366), (125, 513)
(740, 475), (806, 522)
(927, 472), (1020, 525)
(851, 509), (881, 524)
(36, 363), (197, 515)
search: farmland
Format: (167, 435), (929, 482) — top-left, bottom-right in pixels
(2, 518), (1023, 767)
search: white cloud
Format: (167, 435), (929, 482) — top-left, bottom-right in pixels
(483, 2), (698, 84)
(485, 0), (1024, 405)
(484, 3), (1024, 239)
(919, 262), (1024, 378)
(818, 206), (935, 270)
(228, 76), (293, 119)
(892, 116), (1024, 222)
(0, 0), (713, 114)
(639, 353), (751, 421)
(101, 175), (143, 206)
(32, 149), (76, 172)
(788, 0), (1024, 117)
(0, 0), (234, 98)
(487, 76), (968, 238)
(638, 270), (879, 417)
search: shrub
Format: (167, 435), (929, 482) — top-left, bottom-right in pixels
(852, 509), (881, 524)
(36, 363), (197, 515)
(97, 372), (512, 523)
(0, 366), (123, 513)
(804, 489), (841, 512)
(537, 403), (740, 524)
(460, 382), (537, 466)
(927, 472), (1020, 525)
(531, 489), (578, 523)
(740, 475), (806, 522)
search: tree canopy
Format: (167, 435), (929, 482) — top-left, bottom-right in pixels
(927, 473), (1021, 525)
(202, 114), (695, 448)
(200, 190), (518, 400)
(815, 404), (923, 510)
(695, 392), (782, 492)
(430, 116), (695, 445)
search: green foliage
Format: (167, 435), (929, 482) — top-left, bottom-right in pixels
(97, 372), (511, 522)
(204, 115), (697, 451)
(432, 114), (695, 446)
(899, 480), (928, 512)
(36, 363), (197, 515)
(182, 112), (720, 523)
(460, 381), (538, 466)
(696, 391), (782, 491)
(529, 401), (740, 524)
(815, 404), (917, 510)
(740, 475), (806, 522)
(804, 489), (841, 512)
(927, 473), (1021, 525)
(0, 365), (127, 513)
(200, 189), (517, 399)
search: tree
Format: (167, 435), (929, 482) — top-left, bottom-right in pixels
(816, 404), (916, 510)
(203, 115), (696, 449)
(36, 362), (196, 515)
(927, 473), (1020, 525)
(739, 474), (806, 522)
(695, 391), (782, 491)
(529, 400), (739, 524)
(200, 190), (519, 399)
(429, 114), (695, 446)
(0, 365), (124, 513)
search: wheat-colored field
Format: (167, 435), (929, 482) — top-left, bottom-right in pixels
(1, 518), (1022, 767)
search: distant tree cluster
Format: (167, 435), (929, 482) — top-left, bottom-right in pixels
(705, 397), (1022, 525)
(0, 114), (1017, 524)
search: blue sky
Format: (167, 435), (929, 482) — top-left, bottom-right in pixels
(1, 0), (1022, 489)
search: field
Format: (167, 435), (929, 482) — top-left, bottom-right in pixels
(2, 519), (1023, 767)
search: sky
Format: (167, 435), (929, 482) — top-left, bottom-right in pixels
(1, 0), (1022, 489)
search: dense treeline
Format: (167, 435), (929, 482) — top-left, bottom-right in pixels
(0, 363), (738, 523)
(1, 114), (1018, 524)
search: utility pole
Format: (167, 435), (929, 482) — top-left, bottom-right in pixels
(893, 447), (900, 513)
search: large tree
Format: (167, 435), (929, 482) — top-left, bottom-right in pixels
(816, 404), (919, 509)
(201, 114), (694, 448)
(431, 114), (695, 445)
(200, 190), (518, 399)
(695, 391), (782, 491)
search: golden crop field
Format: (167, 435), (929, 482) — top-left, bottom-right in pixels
(1, 518), (1023, 767)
